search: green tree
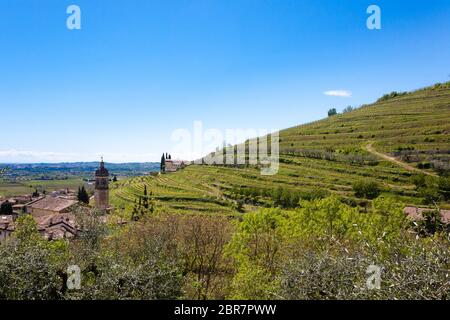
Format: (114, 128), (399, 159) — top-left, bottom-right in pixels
(0, 215), (70, 300)
(14, 215), (42, 247)
(328, 108), (337, 117)
(420, 186), (442, 205)
(412, 174), (426, 189)
(0, 245), (65, 299)
(0, 200), (13, 215)
(131, 186), (154, 221)
(272, 187), (283, 207)
(352, 180), (380, 199)
(437, 176), (450, 201)
(415, 209), (445, 236)
(226, 208), (286, 299)
(77, 186), (90, 204)
(160, 153), (166, 172)
(32, 189), (40, 197)
(235, 199), (244, 213)
(143, 185), (149, 209)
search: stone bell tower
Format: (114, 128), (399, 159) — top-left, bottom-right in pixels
(94, 157), (109, 210)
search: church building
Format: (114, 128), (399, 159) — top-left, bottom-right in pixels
(94, 158), (110, 210)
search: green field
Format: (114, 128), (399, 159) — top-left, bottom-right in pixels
(112, 82), (450, 215)
(0, 178), (89, 198)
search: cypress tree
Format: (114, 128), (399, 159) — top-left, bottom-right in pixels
(148, 190), (155, 213)
(77, 186), (90, 204)
(160, 153), (166, 172)
(131, 206), (138, 221)
(143, 185), (149, 209)
(32, 189), (39, 197)
(0, 200), (13, 215)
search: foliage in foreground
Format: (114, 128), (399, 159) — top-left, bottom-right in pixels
(226, 196), (449, 300)
(0, 197), (449, 300)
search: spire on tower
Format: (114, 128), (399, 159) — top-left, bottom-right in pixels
(95, 157), (109, 177)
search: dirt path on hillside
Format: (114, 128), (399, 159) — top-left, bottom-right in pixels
(365, 142), (437, 177)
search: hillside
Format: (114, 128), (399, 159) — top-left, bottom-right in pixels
(111, 82), (450, 216)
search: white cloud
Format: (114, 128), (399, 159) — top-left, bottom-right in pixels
(324, 90), (352, 97)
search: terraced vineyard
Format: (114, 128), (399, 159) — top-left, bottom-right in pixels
(110, 172), (238, 217)
(112, 82), (450, 216)
(280, 84), (450, 162)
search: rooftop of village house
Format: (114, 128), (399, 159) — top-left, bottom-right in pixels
(404, 206), (450, 224)
(26, 196), (78, 212)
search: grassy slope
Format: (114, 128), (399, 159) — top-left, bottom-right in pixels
(281, 84), (450, 156)
(111, 83), (450, 215)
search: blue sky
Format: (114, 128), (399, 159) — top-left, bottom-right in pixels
(1, 0), (450, 163)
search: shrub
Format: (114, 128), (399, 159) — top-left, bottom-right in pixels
(419, 187), (442, 205)
(0, 200), (13, 215)
(178, 215), (233, 299)
(235, 199), (245, 212)
(418, 162), (431, 169)
(431, 160), (450, 176)
(280, 247), (370, 299)
(377, 91), (407, 102)
(280, 237), (450, 300)
(342, 106), (354, 113)
(438, 176), (450, 201)
(328, 108), (337, 117)
(0, 245), (65, 299)
(438, 177), (450, 201)
(226, 197), (446, 300)
(225, 208), (287, 299)
(412, 174), (426, 189)
(352, 180), (381, 199)
(270, 187), (329, 209)
(0, 216), (69, 300)
(300, 188), (330, 201)
(414, 209), (447, 236)
(69, 213), (186, 300)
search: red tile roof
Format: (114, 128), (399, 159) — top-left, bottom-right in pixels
(27, 197), (78, 212)
(404, 206), (450, 224)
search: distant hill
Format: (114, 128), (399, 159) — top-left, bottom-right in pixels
(112, 82), (450, 216)
(0, 162), (160, 179)
(0, 162), (161, 198)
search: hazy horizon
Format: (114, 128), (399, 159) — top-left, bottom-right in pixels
(0, 160), (161, 165)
